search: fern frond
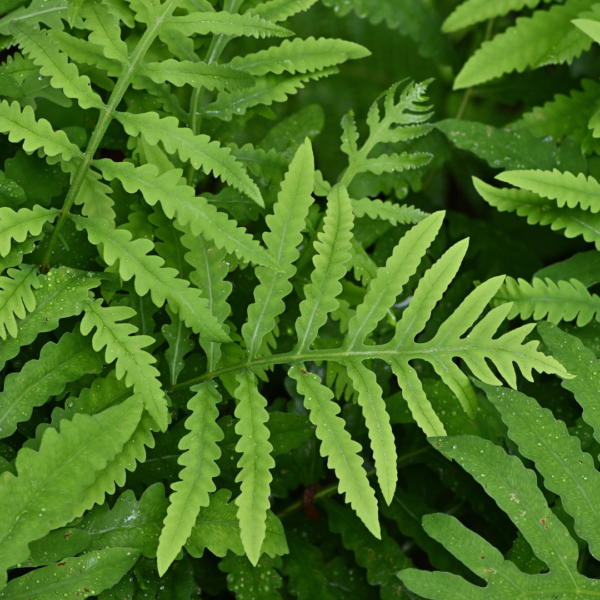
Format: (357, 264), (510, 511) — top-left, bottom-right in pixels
(539, 322), (600, 444)
(74, 167), (116, 227)
(344, 212), (444, 351)
(443, 0), (551, 33)
(52, 29), (121, 76)
(0, 0), (69, 36)
(0, 396), (143, 587)
(80, 297), (169, 431)
(0, 267), (100, 370)
(202, 68), (339, 121)
(114, 111), (263, 206)
(137, 59), (254, 91)
(492, 276), (600, 326)
(161, 11), (292, 38)
(0, 100), (81, 162)
(180, 228), (232, 369)
(234, 369), (275, 566)
(295, 184), (353, 352)
(0, 264), (39, 339)
(454, 0), (596, 89)
(345, 360), (397, 505)
(497, 169), (600, 212)
(482, 381), (600, 559)
(474, 177), (600, 248)
(228, 37), (370, 75)
(157, 381), (223, 576)
(0, 236), (40, 274)
(351, 197), (428, 225)
(242, 140), (315, 358)
(93, 160), (275, 268)
(0, 205), (59, 257)
(11, 22), (105, 110)
(0, 326), (102, 439)
(289, 364), (380, 538)
(249, 0), (318, 22)
(73, 214), (230, 345)
(80, 1), (129, 68)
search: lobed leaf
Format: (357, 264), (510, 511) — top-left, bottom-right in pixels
(0, 264), (39, 340)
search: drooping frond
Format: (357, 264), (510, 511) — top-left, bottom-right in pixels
(249, 0), (319, 22)
(351, 197), (428, 225)
(0, 267), (100, 369)
(228, 37), (370, 75)
(491, 276), (600, 326)
(443, 0), (551, 33)
(93, 160), (275, 268)
(295, 184), (353, 352)
(158, 11), (292, 38)
(202, 68), (339, 121)
(345, 360), (397, 505)
(80, 297), (169, 431)
(289, 365), (380, 539)
(137, 59), (254, 91)
(0, 326), (102, 439)
(72, 214), (230, 345)
(157, 381), (223, 576)
(0, 264), (39, 339)
(242, 140), (315, 358)
(0, 100), (81, 161)
(474, 177), (600, 248)
(0, 396), (143, 587)
(113, 111), (263, 205)
(11, 22), (105, 110)
(233, 370), (275, 565)
(454, 0), (596, 89)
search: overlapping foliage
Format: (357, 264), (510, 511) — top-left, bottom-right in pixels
(2, 0), (600, 597)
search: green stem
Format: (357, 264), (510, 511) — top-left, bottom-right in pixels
(41, 0), (183, 271)
(276, 446), (431, 519)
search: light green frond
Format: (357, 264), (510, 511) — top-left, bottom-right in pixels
(454, 0), (596, 89)
(443, 0), (550, 33)
(73, 214), (230, 345)
(180, 227), (232, 369)
(295, 184), (353, 352)
(492, 276), (600, 326)
(234, 369), (275, 566)
(0, 264), (39, 339)
(249, 0), (318, 22)
(0, 326), (102, 440)
(202, 68), (339, 121)
(114, 111), (263, 206)
(161, 11), (292, 38)
(351, 197), (428, 225)
(0, 235), (40, 274)
(289, 364), (380, 539)
(11, 22), (105, 110)
(344, 211), (444, 351)
(242, 140), (315, 358)
(345, 360), (397, 505)
(356, 151), (432, 177)
(93, 159), (274, 268)
(0, 100), (81, 161)
(0, 205), (59, 257)
(52, 29), (121, 76)
(497, 169), (600, 212)
(481, 382), (600, 560)
(80, 297), (168, 431)
(73, 167), (116, 227)
(0, 0), (69, 36)
(0, 396), (143, 587)
(80, 1), (129, 68)
(474, 177), (600, 248)
(137, 59), (254, 91)
(228, 37), (370, 76)
(0, 267), (100, 370)
(157, 381), (223, 576)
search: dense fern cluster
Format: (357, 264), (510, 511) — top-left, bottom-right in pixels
(3, 0), (600, 597)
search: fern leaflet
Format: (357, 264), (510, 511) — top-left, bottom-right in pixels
(249, 0), (318, 22)
(350, 197), (428, 225)
(234, 369), (275, 566)
(0, 264), (39, 340)
(157, 381), (223, 576)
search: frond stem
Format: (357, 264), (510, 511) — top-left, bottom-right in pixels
(41, 0), (184, 272)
